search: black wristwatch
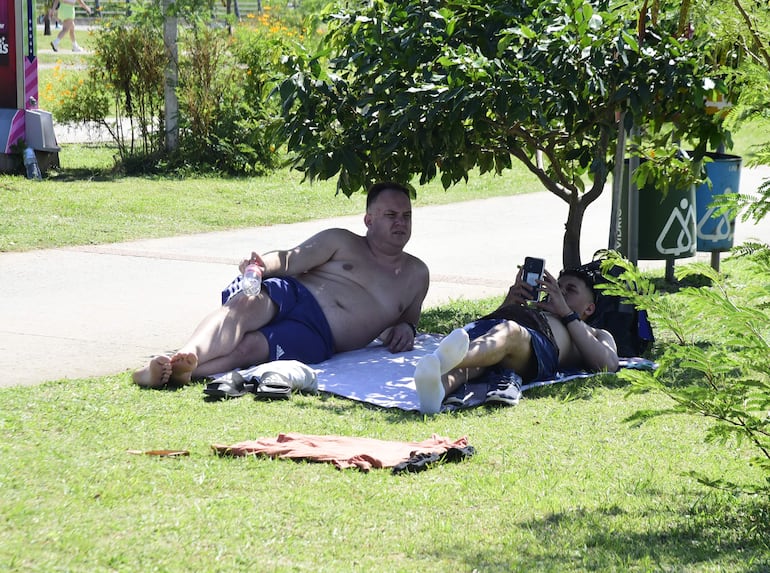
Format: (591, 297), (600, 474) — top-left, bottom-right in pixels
(560, 312), (580, 326)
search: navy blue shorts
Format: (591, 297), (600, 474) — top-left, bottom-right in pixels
(259, 277), (335, 364)
(463, 318), (559, 381)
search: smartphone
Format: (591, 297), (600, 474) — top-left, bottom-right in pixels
(522, 257), (545, 299)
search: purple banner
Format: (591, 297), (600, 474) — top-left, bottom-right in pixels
(0, 0), (19, 108)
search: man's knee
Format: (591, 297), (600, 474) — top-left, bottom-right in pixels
(500, 320), (528, 343)
(234, 331), (271, 365)
(224, 291), (253, 312)
(224, 292), (277, 324)
(498, 320), (533, 359)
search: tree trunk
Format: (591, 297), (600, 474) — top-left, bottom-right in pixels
(163, 0), (179, 152)
(561, 195), (586, 269)
(44, 15), (51, 36)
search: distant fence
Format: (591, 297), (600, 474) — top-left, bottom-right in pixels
(39, 0), (271, 21)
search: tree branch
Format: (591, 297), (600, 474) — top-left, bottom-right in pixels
(731, 0), (770, 69)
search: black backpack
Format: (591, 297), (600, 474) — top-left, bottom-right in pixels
(573, 258), (655, 357)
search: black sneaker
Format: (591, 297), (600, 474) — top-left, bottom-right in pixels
(50, 41), (58, 52)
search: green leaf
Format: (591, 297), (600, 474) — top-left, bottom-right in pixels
(518, 24), (537, 40)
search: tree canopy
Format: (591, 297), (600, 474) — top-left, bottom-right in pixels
(278, 0), (728, 267)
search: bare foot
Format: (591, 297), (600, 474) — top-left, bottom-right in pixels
(132, 356), (172, 388)
(169, 352), (198, 385)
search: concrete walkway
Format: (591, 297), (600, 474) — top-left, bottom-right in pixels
(2, 167), (769, 388)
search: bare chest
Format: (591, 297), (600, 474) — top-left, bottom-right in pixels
(302, 254), (418, 312)
(546, 316), (584, 367)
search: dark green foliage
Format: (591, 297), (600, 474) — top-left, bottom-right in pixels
(277, 0), (730, 267)
(714, 0), (770, 222)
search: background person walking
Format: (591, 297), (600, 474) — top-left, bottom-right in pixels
(51, 0), (91, 53)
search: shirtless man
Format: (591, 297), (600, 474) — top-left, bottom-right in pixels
(133, 182), (430, 388)
(414, 266), (619, 413)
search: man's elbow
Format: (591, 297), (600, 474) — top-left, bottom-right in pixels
(603, 354), (620, 373)
(589, 353), (619, 374)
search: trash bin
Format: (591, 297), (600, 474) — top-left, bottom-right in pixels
(696, 152), (741, 252)
(618, 159), (697, 260)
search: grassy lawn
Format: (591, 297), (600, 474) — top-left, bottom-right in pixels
(3, 31), (768, 569)
(2, 123), (761, 253)
(37, 22), (98, 54)
(3, 150), (769, 572)
(1, 270), (769, 571)
(2, 175), (770, 570)
(0, 147), (542, 252)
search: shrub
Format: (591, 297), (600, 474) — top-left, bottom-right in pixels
(601, 251), (770, 496)
(44, 0), (324, 175)
(88, 15), (167, 165)
(171, 22), (287, 175)
(40, 62), (110, 125)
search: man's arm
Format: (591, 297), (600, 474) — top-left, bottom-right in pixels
(377, 258), (430, 353)
(498, 267), (538, 309)
(239, 228), (351, 278)
(563, 321), (619, 372)
(537, 270), (619, 372)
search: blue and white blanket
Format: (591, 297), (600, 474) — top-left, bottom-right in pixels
(313, 334), (655, 412)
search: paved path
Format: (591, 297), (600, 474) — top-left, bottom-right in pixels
(2, 167), (769, 387)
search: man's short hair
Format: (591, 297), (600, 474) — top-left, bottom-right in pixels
(366, 182), (412, 210)
(559, 268), (597, 301)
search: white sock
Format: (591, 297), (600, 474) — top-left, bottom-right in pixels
(414, 354), (445, 414)
(434, 328), (470, 374)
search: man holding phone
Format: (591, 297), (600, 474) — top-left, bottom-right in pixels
(414, 261), (620, 414)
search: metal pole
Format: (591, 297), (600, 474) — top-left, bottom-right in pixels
(709, 142), (727, 272)
(666, 259), (675, 283)
(608, 111), (626, 251)
(627, 125), (640, 265)
(711, 251), (721, 272)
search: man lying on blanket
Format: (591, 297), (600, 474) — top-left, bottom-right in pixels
(414, 265), (619, 413)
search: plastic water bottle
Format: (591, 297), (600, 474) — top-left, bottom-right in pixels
(242, 263), (263, 296)
(23, 147), (42, 180)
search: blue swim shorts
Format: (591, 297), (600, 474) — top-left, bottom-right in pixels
(259, 277), (336, 364)
(463, 318), (559, 381)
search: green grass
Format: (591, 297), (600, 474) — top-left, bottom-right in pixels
(3, 91), (770, 571)
(4, 117), (763, 254)
(1, 268), (768, 571)
(1, 258), (769, 571)
(36, 24), (97, 112)
(729, 118), (770, 161)
(0, 148), (541, 252)
(3, 117), (764, 253)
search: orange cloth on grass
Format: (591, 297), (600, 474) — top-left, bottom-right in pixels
(212, 432), (469, 472)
